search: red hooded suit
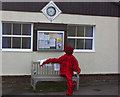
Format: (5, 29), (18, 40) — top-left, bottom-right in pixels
(41, 46), (81, 95)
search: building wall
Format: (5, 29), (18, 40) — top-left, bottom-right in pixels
(118, 18), (120, 74)
(1, 11), (119, 75)
(0, 10), (2, 76)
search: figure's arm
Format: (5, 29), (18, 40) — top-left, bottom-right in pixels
(73, 56), (81, 73)
(41, 55), (64, 66)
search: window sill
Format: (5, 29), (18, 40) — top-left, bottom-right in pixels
(74, 49), (95, 53)
(2, 49), (32, 52)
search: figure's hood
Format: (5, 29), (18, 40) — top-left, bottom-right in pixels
(64, 46), (73, 55)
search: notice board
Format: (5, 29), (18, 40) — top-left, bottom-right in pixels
(37, 31), (64, 51)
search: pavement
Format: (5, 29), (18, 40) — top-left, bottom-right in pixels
(2, 81), (120, 96)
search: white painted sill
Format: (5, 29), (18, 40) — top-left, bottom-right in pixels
(74, 49), (95, 53)
(1, 49), (95, 53)
(2, 49), (33, 52)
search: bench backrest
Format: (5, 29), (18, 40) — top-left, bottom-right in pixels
(32, 62), (60, 76)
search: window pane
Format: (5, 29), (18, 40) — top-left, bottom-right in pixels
(2, 37), (11, 48)
(68, 26), (76, 36)
(77, 26), (84, 37)
(2, 23), (11, 35)
(85, 26), (93, 37)
(13, 24), (21, 35)
(22, 37), (31, 49)
(13, 37), (21, 48)
(76, 39), (84, 49)
(85, 39), (92, 50)
(22, 24), (31, 35)
(67, 39), (75, 49)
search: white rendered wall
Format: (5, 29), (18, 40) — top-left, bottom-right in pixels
(1, 11), (118, 75)
(118, 18), (120, 74)
(0, 10), (2, 76)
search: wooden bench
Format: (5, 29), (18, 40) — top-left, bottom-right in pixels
(31, 61), (79, 91)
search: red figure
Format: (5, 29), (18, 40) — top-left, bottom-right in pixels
(41, 46), (81, 95)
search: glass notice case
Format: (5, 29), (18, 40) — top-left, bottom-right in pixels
(37, 31), (64, 51)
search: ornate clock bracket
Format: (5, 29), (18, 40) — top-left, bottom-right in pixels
(41, 1), (62, 21)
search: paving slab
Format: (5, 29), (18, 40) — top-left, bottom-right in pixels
(2, 81), (119, 96)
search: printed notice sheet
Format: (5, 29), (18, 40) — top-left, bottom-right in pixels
(57, 34), (62, 38)
(39, 40), (45, 48)
(50, 38), (56, 47)
(54, 63), (60, 71)
(50, 33), (57, 38)
(56, 42), (62, 49)
(39, 33), (44, 40)
(44, 34), (49, 40)
(44, 40), (50, 48)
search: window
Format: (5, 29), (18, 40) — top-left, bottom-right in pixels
(67, 25), (95, 52)
(2, 23), (33, 51)
(37, 31), (64, 51)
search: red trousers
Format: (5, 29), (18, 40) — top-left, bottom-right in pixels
(66, 75), (73, 94)
(62, 74), (76, 95)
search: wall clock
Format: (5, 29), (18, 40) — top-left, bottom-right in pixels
(47, 6), (56, 16)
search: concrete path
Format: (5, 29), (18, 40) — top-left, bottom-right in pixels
(2, 82), (119, 96)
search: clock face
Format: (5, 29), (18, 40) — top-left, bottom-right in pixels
(47, 7), (56, 16)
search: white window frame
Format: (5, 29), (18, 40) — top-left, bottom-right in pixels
(67, 26), (95, 53)
(1, 22), (33, 52)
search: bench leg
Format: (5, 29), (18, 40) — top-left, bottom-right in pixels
(76, 73), (79, 90)
(76, 78), (79, 90)
(33, 80), (37, 91)
(31, 79), (33, 87)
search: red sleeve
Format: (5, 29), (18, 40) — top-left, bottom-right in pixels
(41, 55), (65, 66)
(72, 56), (81, 73)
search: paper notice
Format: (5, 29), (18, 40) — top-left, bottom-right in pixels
(57, 34), (62, 38)
(54, 63), (60, 71)
(39, 40), (45, 48)
(56, 41), (62, 49)
(39, 33), (44, 40)
(50, 33), (57, 38)
(57, 38), (62, 42)
(44, 40), (50, 48)
(44, 34), (49, 40)
(50, 38), (56, 47)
